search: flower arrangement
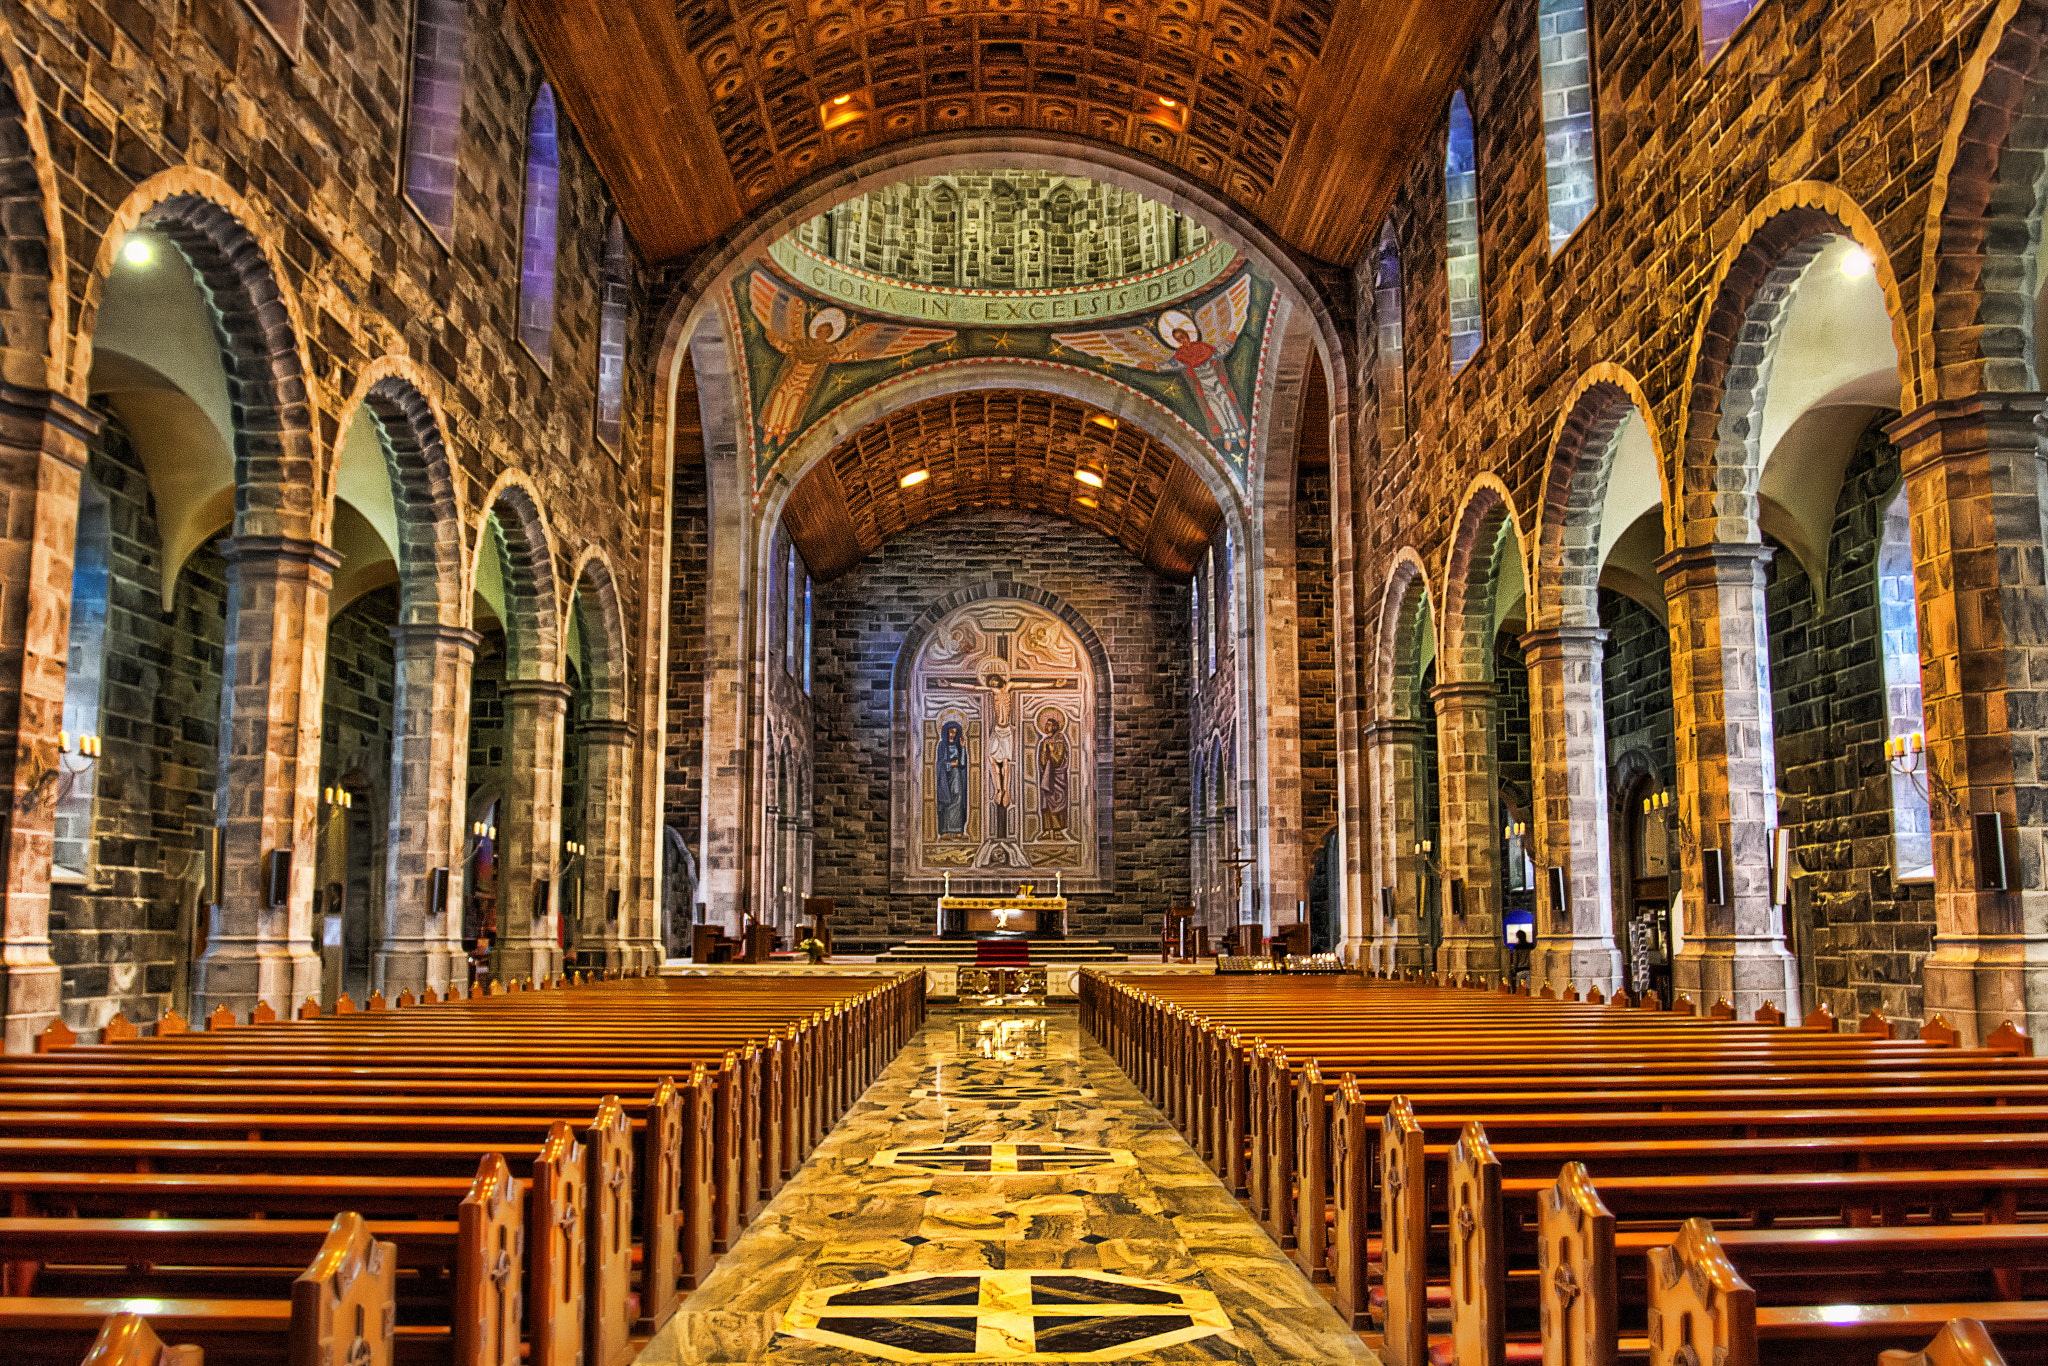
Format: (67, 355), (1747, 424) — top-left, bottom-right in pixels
(800, 936), (826, 964)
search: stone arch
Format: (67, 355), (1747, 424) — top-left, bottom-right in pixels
(566, 547), (627, 723)
(1677, 182), (1913, 548)
(1533, 364), (1667, 630)
(472, 474), (561, 683)
(330, 358), (466, 627)
(1437, 476), (1525, 684)
(1376, 547), (1435, 720)
(74, 169), (319, 541)
(1917, 0), (2048, 399)
(0, 12), (68, 389)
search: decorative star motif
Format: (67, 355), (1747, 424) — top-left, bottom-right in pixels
(940, 339), (960, 357)
(1162, 381), (1182, 399)
(830, 373), (854, 391)
(989, 332), (1013, 351)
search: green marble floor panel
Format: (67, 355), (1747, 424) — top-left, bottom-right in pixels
(634, 1007), (1380, 1364)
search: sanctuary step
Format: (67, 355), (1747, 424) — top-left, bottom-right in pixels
(873, 938), (1129, 964)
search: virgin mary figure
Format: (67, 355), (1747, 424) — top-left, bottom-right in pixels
(1036, 710), (1071, 837)
(936, 721), (969, 837)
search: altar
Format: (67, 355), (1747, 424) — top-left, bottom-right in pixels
(936, 886), (1068, 939)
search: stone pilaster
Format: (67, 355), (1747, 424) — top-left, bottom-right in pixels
(1428, 679), (1505, 981)
(196, 535), (343, 1020)
(1367, 718), (1432, 972)
(1657, 543), (1797, 1019)
(378, 622), (479, 998)
(1520, 626), (1622, 994)
(493, 678), (570, 984)
(0, 388), (97, 1052)
(1889, 395), (2048, 1043)
(577, 716), (635, 970)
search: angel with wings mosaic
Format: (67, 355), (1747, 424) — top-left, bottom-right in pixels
(749, 271), (956, 448)
(1054, 274), (1253, 458)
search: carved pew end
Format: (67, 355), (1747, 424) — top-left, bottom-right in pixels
(80, 1311), (203, 1366)
(1879, 1318), (2012, 1366)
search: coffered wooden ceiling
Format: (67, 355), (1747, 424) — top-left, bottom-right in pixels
(517, 0), (1498, 266)
(781, 390), (1223, 579)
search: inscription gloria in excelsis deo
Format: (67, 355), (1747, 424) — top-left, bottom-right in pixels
(767, 235), (1239, 326)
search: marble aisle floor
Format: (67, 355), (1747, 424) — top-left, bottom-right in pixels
(636, 1006), (1381, 1364)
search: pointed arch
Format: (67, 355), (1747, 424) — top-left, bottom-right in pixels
(1676, 182), (1913, 548)
(1377, 547), (1436, 721)
(329, 357), (467, 627)
(1438, 476), (1525, 685)
(1917, 0), (2048, 401)
(75, 169), (320, 541)
(567, 547), (627, 723)
(0, 10), (68, 390)
(1533, 364), (1667, 630)
(1445, 90), (1482, 373)
(472, 473), (561, 682)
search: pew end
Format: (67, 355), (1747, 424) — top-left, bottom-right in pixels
(1645, 1220), (1756, 1366)
(1880, 1318), (2012, 1366)
(1540, 1162), (1617, 1366)
(290, 1212), (397, 1366)
(81, 1312), (203, 1366)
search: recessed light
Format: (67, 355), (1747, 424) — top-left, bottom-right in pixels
(1076, 495), (1099, 509)
(1090, 414), (1119, 431)
(1158, 97), (1177, 108)
(1074, 469), (1104, 488)
(1839, 246), (1873, 278)
(899, 469), (930, 488)
(121, 235), (152, 267)
(832, 94), (852, 105)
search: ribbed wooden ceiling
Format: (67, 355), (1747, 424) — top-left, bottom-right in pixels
(781, 390), (1223, 579)
(516, 0), (1500, 265)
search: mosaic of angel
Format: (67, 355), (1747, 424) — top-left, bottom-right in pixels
(1053, 273), (1253, 458)
(748, 271), (956, 448)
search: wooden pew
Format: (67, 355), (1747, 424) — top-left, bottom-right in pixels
(0, 1211), (395, 1366)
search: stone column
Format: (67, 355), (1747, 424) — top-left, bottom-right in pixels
(577, 717), (634, 970)
(1430, 680), (1506, 980)
(1656, 543), (1797, 1019)
(0, 389), (96, 1051)
(1520, 626), (1623, 994)
(378, 623), (478, 999)
(493, 679), (569, 984)
(1890, 395), (2048, 1043)
(196, 536), (342, 1020)
(1367, 718), (1432, 972)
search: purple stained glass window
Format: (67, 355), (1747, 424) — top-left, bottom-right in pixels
(519, 84), (562, 368)
(402, 0), (467, 242)
(596, 216), (629, 449)
(1445, 90), (1482, 373)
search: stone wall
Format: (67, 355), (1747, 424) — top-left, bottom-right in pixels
(662, 355), (709, 874)
(1296, 466), (1337, 853)
(1764, 422), (1936, 1026)
(49, 409), (224, 1030)
(810, 508), (1190, 947)
(0, 0), (664, 1020)
(1189, 521), (1239, 934)
(759, 523), (816, 935)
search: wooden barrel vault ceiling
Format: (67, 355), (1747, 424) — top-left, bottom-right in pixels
(780, 390), (1225, 579)
(517, 0), (1501, 266)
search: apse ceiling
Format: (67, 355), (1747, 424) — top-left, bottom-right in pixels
(781, 389), (1223, 578)
(517, 0), (1501, 265)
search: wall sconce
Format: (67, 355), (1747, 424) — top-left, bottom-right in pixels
(324, 786), (353, 810)
(57, 732), (100, 757)
(1887, 730), (1961, 816)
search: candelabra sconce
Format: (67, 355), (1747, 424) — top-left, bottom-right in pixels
(1886, 730), (1962, 818)
(58, 731), (102, 759)
(1411, 838), (1443, 881)
(470, 820), (497, 840)
(1642, 789), (1701, 860)
(564, 839), (586, 858)
(323, 786), (354, 811)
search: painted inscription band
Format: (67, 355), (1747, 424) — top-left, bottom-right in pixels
(767, 236), (1239, 325)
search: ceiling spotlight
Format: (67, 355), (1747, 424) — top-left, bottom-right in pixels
(1074, 469), (1104, 488)
(1840, 247), (1873, 278)
(899, 469), (930, 488)
(1090, 414), (1119, 431)
(1076, 495), (1100, 509)
(121, 235), (153, 267)
(1158, 97), (1178, 108)
(832, 94), (852, 105)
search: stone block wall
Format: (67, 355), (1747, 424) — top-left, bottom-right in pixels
(662, 354), (709, 867)
(49, 408), (225, 1029)
(1297, 466), (1337, 854)
(1764, 421), (1936, 1026)
(810, 508), (1190, 946)
(1189, 519), (1240, 931)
